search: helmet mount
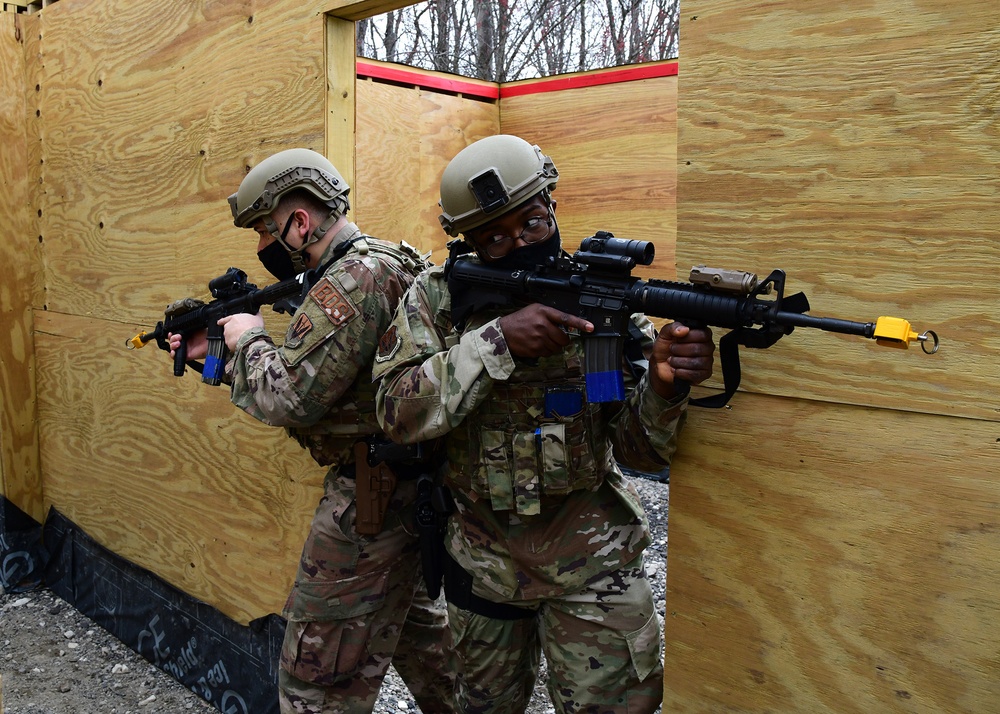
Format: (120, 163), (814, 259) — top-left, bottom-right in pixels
(438, 135), (558, 237)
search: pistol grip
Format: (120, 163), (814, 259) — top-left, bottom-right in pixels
(172, 338), (188, 377)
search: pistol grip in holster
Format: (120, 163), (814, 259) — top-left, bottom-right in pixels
(353, 440), (398, 536)
(415, 476), (453, 600)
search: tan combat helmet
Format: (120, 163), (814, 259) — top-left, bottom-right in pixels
(438, 134), (558, 237)
(228, 148), (350, 270)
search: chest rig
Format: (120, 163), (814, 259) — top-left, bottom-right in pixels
(445, 314), (616, 516)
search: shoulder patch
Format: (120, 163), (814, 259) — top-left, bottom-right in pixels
(309, 277), (358, 327)
(375, 325), (401, 363)
(284, 312), (314, 349)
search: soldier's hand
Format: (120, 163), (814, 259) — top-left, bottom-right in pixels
(498, 304), (593, 358)
(649, 322), (715, 399)
(218, 312), (265, 352)
(168, 329), (208, 360)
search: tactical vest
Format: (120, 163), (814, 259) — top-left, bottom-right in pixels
(444, 314), (616, 516)
(288, 236), (429, 467)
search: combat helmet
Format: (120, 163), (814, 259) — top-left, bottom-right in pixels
(228, 149), (350, 270)
(439, 135), (558, 237)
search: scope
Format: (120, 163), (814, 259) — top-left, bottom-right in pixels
(578, 232), (655, 266)
(208, 267), (250, 298)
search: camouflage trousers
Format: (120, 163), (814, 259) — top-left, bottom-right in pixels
(279, 474), (456, 714)
(448, 556), (663, 714)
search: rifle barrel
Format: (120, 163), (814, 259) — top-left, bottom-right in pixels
(775, 311), (875, 338)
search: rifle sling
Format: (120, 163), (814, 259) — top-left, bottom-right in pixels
(688, 329), (743, 409)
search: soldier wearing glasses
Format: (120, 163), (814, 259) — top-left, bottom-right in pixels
(374, 135), (715, 714)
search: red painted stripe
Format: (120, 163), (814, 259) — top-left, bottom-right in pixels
(356, 60), (500, 100)
(355, 60), (678, 99)
(500, 62), (678, 97)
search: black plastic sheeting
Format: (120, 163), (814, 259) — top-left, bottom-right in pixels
(0, 496), (284, 714)
(0, 497), (47, 593)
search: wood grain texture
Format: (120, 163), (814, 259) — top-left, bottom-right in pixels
(501, 76), (679, 279)
(669, 0), (1000, 711)
(322, 0), (415, 22)
(31, 0), (329, 328)
(326, 15), (357, 193)
(665, 395), (1000, 713)
(34, 310), (324, 623)
(677, 0), (999, 420)
(355, 70), (676, 270)
(355, 78), (498, 263)
(21, 0), (335, 621)
(0, 12), (43, 520)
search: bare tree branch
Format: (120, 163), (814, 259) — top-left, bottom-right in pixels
(357, 0), (679, 82)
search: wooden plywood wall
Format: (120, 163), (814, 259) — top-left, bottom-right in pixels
(21, 0), (339, 623)
(353, 64), (677, 270)
(669, 398), (1000, 712)
(674, 2), (996, 419)
(501, 66), (679, 279)
(354, 77), (499, 264)
(0, 13), (42, 520)
(666, 1), (1000, 711)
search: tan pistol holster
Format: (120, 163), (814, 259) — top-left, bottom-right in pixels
(353, 440), (398, 535)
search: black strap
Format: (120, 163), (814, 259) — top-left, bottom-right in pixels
(624, 321), (650, 381)
(688, 330), (743, 408)
(305, 236), (367, 290)
(350, 436), (429, 481)
(275, 236), (369, 315)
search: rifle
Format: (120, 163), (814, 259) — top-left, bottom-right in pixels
(126, 267), (303, 385)
(445, 232), (939, 408)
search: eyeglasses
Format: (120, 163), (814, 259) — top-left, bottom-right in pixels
(473, 215), (554, 258)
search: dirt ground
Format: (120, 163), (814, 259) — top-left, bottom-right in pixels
(0, 475), (668, 714)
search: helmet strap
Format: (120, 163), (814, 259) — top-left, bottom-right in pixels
(268, 211), (310, 273)
(272, 205), (347, 273)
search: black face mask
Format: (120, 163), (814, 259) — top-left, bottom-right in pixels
(257, 240), (298, 281)
(487, 227), (563, 271)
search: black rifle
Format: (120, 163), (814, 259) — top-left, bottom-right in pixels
(126, 267), (303, 385)
(445, 232), (938, 408)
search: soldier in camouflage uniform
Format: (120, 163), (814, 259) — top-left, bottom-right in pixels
(373, 135), (716, 714)
(170, 149), (455, 714)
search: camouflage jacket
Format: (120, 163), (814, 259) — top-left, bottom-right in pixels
(373, 263), (689, 599)
(228, 223), (426, 468)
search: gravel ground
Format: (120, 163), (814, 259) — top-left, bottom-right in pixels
(0, 475), (668, 714)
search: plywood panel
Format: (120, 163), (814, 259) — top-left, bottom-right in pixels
(670, 1), (1000, 711)
(355, 79), (499, 263)
(21, 0), (336, 621)
(0, 12), (43, 520)
(501, 75), (679, 279)
(35, 310), (324, 623)
(664, 396), (1000, 713)
(31, 0), (330, 327)
(677, 0), (999, 420)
